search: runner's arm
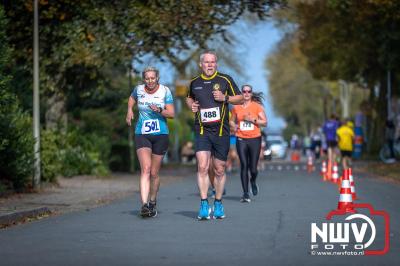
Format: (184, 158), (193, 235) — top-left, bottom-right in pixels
(255, 109), (267, 127)
(126, 96), (136, 126)
(186, 96), (194, 109)
(186, 96), (199, 113)
(226, 94), (243, 105)
(229, 110), (237, 132)
(160, 103), (175, 118)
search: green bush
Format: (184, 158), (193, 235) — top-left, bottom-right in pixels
(0, 6), (34, 190)
(62, 130), (110, 177)
(0, 90), (35, 190)
(41, 129), (63, 182)
(42, 128), (110, 178)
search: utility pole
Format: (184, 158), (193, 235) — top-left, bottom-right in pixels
(33, 0), (41, 188)
(128, 65), (135, 173)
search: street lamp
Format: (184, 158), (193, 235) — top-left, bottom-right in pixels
(33, 0), (41, 187)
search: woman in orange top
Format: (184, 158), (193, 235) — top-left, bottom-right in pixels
(230, 85), (267, 202)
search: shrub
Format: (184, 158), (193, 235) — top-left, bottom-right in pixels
(0, 90), (35, 190)
(0, 6), (34, 190)
(58, 128), (110, 177)
(41, 129), (63, 182)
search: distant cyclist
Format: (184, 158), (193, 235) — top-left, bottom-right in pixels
(230, 85), (267, 202)
(126, 66), (175, 218)
(186, 50), (243, 220)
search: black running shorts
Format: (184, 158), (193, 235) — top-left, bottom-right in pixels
(135, 134), (169, 155)
(340, 150), (352, 158)
(195, 134), (230, 161)
(327, 140), (338, 148)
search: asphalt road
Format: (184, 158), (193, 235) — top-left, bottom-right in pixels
(0, 165), (399, 266)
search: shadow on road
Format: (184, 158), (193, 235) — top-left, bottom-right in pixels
(222, 195), (242, 202)
(174, 211), (197, 219)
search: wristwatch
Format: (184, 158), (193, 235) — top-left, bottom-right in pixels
(158, 107), (163, 113)
(224, 95), (229, 103)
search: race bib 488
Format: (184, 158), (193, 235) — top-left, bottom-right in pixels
(200, 107), (220, 123)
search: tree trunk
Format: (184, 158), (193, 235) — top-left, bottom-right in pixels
(366, 78), (387, 154)
(339, 80), (351, 119)
(45, 90), (67, 131)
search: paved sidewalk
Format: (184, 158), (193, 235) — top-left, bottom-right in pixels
(0, 165), (193, 228)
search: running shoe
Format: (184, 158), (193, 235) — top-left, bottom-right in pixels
(250, 179), (259, 196)
(213, 200), (225, 219)
(240, 193), (251, 203)
(140, 203), (151, 218)
(197, 200), (211, 220)
(148, 201), (158, 218)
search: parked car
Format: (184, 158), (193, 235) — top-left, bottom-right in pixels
(265, 135), (288, 159)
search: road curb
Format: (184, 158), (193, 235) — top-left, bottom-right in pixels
(0, 207), (52, 228)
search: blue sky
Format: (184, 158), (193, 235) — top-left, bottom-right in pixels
(137, 20), (286, 132)
(230, 20), (286, 132)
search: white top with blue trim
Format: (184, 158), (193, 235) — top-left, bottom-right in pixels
(131, 84), (173, 135)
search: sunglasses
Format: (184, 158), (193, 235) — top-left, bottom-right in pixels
(242, 90), (252, 93)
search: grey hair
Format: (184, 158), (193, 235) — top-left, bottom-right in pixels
(200, 50), (218, 63)
(142, 66), (160, 80)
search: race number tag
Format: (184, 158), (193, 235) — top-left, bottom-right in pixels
(141, 119), (161, 134)
(200, 107), (220, 123)
(239, 121), (254, 131)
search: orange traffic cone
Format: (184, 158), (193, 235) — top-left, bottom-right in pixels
(326, 160), (332, 182)
(307, 155), (314, 173)
(348, 168), (358, 201)
(337, 173), (342, 191)
(337, 169), (355, 213)
(321, 160), (327, 181)
(331, 162), (339, 184)
(291, 151), (300, 162)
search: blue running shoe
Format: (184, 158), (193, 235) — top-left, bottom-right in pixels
(197, 200), (211, 220)
(250, 180), (259, 196)
(213, 200), (225, 219)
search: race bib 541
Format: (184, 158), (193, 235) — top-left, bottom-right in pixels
(141, 119), (161, 134)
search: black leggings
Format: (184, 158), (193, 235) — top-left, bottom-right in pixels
(236, 137), (261, 194)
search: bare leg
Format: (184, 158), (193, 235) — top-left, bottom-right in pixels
(208, 157), (215, 188)
(226, 149), (233, 172)
(341, 155), (346, 170)
(213, 158), (227, 200)
(149, 153), (164, 202)
(137, 148), (152, 204)
(328, 147), (333, 163)
(196, 151), (211, 199)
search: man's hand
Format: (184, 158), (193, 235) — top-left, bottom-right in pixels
(191, 101), (200, 113)
(126, 110), (134, 126)
(212, 90), (225, 102)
